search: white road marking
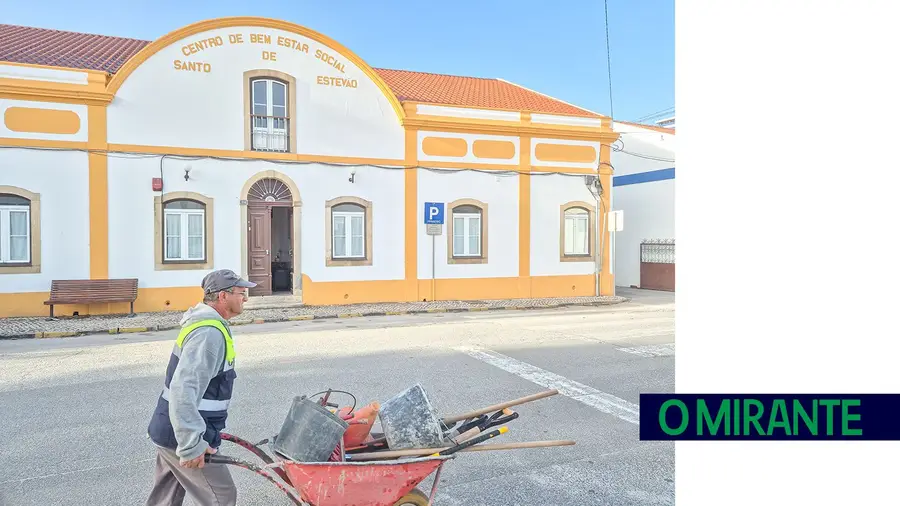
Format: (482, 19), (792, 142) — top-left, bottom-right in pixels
(0, 457), (154, 485)
(456, 346), (640, 425)
(616, 343), (676, 357)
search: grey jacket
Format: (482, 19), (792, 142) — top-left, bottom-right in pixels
(167, 302), (233, 461)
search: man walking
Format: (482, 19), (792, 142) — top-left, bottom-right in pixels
(145, 269), (255, 506)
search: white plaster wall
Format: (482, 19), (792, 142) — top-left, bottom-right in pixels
(530, 174), (599, 277)
(0, 148), (90, 292)
(417, 169), (519, 279)
(610, 123), (676, 288)
(108, 26), (404, 159)
(417, 131), (520, 166)
(303, 165), (405, 283)
(0, 99), (88, 142)
(107, 157), (405, 288)
(0, 64), (90, 85)
(416, 105), (521, 122)
(531, 113), (604, 128)
(611, 126), (676, 177)
(610, 179), (674, 288)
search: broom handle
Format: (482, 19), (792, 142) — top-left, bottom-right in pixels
(441, 390), (558, 425)
(347, 440), (575, 461)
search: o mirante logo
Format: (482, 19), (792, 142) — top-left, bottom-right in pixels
(639, 394), (897, 441)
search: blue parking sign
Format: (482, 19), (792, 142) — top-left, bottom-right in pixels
(424, 202), (444, 224)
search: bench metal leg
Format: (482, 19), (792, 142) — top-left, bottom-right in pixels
(130, 301), (135, 317)
(49, 304), (54, 318)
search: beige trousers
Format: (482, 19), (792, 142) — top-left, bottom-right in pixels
(145, 446), (237, 506)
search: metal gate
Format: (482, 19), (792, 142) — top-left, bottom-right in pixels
(640, 239), (675, 291)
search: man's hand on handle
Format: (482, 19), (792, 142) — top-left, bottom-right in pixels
(181, 446), (217, 469)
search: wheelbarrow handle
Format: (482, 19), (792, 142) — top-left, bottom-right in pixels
(205, 454), (236, 465)
(203, 454), (306, 505)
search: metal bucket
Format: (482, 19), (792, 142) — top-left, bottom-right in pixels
(273, 396), (349, 462)
(378, 384), (446, 450)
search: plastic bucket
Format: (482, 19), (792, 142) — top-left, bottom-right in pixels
(378, 384), (446, 450)
(273, 396), (349, 462)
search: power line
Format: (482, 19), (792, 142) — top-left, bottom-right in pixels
(0, 144), (615, 179)
(633, 106), (675, 123)
(604, 0), (615, 121)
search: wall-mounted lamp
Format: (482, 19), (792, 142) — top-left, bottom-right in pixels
(184, 165), (192, 181)
(348, 168), (356, 183)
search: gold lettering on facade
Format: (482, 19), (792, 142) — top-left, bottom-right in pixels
(173, 60), (212, 73)
(276, 36), (309, 53)
(317, 76), (358, 88)
(171, 32), (356, 87)
(314, 49), (346, 73)
(181, 36), (225, 56)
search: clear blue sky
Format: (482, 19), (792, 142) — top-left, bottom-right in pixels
(3, 0), (673, 121)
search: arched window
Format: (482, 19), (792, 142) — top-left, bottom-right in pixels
(325, 197), (373, 266)
(0, 193), (31, 264)
(163, 199), (206, 262)
(332, 203), (365, 259)
(245, 70), (296, 153)
(560, 201), (595, 262)
(154, 192), (214, 271)
(452, 205), (482, 257)
(447, 199), (488, 264)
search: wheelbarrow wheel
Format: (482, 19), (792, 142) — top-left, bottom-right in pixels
(393, 487), (430, 506)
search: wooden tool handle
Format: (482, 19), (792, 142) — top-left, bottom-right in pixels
(441, 389), (558, 425)
(462, 440), (575, 452)
(347, 440), (575, 461)
(452, 426), (481, 444)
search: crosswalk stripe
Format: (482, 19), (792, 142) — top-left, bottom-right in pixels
(456, 346), (640, 425)
(616, 343), (676, 357)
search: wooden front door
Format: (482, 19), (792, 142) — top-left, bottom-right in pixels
(248, 205), (272, 295)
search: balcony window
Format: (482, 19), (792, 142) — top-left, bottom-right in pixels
(250, 78), (289, 152)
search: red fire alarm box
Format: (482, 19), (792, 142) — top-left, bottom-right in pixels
(152, 177), (163, 191)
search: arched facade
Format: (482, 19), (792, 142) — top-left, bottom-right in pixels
(105, 17), (407, 162)
(0, 16), (621, 317)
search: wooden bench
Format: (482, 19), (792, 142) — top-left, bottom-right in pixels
(44, 279), (139, 318)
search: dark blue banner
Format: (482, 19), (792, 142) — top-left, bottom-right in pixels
(639, 394), (900, 440)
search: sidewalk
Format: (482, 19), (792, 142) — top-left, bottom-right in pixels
(0, 294), (628, 339)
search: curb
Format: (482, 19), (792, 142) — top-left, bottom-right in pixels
(0, 298), (630, 341)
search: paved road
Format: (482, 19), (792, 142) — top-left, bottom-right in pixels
(0, 288), (674, 505)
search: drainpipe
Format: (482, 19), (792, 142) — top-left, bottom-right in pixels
(595, 174), (609, 298)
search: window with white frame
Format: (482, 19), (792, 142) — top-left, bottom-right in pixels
(564, 207), (590, 256)
(331, 203), (365, 259)
(452, 205), (482, 257)
(163, 199), (205, 262)
(0, 194), (30, 264)
(250, 77), (289, 152)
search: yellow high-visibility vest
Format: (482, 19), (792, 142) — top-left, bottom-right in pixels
(175, 319), (236, 365)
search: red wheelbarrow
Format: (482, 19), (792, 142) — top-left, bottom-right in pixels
(210, 432), (451, 506)
(208, 387), (572, 505)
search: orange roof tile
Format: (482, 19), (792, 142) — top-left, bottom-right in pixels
(373, 68), (600, 117)
(0, 23), (603, 118)
(0, 24), (148, 74)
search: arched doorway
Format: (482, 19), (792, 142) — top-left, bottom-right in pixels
(246, 178), (294, 296)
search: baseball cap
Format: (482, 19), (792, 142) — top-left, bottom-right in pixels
(202, 269), (257, 294)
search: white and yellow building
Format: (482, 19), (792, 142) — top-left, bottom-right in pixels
(0, 17), (619, 318)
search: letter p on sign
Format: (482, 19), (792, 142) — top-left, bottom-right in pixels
(424, 202), (445, 225)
